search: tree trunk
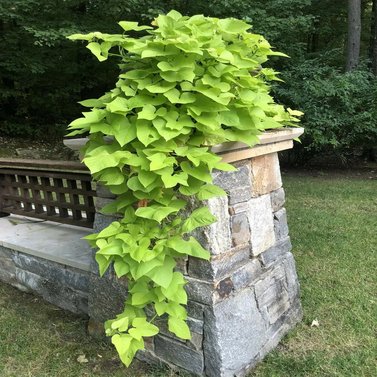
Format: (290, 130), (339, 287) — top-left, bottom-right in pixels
(370, 0), (377, 74)
(346, 0), (361, 71)
(307, 18), (320, 54)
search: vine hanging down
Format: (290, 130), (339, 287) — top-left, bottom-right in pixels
(67, 10), (301, 366)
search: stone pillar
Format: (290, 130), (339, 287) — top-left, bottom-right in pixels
(86, 128), (304, 376)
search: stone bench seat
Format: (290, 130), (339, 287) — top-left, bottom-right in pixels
(0, 214), (91, 314)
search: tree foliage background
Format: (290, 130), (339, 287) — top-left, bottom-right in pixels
(1, 0), (376, 161)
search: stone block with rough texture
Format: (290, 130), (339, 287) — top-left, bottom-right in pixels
(96, 183), (116, 199)
(94, 197), (116, 214)
(0, 245), (89, 315)
(231, 213), (251, 247)
(247, 194), (276, 256)
(88, 274), (128, 324)
(274, 208), (289, 241)
(188, 246), (250, 282)
(93, 213), (117, 233)
(258, 237), (292, 267)
(270, 187), (285, 212)
(203, 289), (267, 377)
(15, 268), (89, 314)
(250, 153), (282, 196)
(13, 252), (89, 292)
(154, 335), (205, 374)
(213, 162), (251, 192)
(231, 259), (262, 291)
(194, 195), (232, 255)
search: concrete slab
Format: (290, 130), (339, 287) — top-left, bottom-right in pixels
(0, 215), (92, 271)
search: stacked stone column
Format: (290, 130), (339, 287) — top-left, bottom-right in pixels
(88, 151), (302, 377)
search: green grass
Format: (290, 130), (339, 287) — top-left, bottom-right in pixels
(252, 172), (377, 377)
(0, 172), (376, 376)
(0, 286), (168, 377)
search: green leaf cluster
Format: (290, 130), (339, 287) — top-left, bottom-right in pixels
(68, 10), (300, 367)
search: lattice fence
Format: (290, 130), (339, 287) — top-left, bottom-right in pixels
(0, 159), (96, 228)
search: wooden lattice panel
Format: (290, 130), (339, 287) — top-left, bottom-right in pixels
(0, 160), (96, 228)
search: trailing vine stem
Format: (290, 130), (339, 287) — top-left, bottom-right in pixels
(67, 10), (302, 366)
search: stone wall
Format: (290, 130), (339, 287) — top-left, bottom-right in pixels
(0, 245), (89, 315)
(89, 151), (302, 376)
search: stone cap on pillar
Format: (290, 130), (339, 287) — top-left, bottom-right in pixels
(63, 138), (87, 152)
(211, 127), (304, 163)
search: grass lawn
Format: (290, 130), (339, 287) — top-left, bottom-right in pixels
(253, 171), (377, 377)
(0, 172), (376, 376)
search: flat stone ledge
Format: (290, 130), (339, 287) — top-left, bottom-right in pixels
(211, 127), (304, 154)
(212, 127), (304, 163)
(0, 215), (92, 271)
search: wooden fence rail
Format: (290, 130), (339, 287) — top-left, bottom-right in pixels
(0, 159), (95, 228)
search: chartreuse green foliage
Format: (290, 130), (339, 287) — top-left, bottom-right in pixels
(67, 10), (300, 367)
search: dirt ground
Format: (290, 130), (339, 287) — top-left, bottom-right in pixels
(0, 136), (77, 161)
